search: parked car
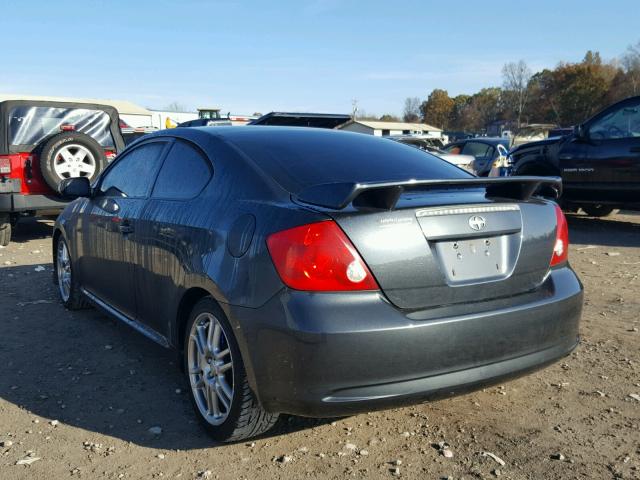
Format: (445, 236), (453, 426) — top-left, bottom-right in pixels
(0, 100), (125, 245)
(387, 136), (475, 172)
(510, 96), (640, 216)
(443, 138), (510, 176)
(53, 127), (582, 442)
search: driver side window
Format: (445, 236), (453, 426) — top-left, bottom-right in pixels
(98, 141), (168, 198)
(589, 101), (640, 140)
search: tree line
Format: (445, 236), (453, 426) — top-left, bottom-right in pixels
(362, 41), (640, 133)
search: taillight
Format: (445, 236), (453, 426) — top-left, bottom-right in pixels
(550, 205), (569, 267)
(0, 156), (11, 175)
(266, 220), (379, 291)
(105, 151), (117, 162)
(60, 124), (76, 132)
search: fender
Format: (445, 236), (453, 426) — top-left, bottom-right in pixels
(513, 154), (560, 176)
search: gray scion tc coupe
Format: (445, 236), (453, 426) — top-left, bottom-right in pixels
(53, 126), (583, 442)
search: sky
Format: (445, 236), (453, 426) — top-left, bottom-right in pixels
(1, 0), (638, 116)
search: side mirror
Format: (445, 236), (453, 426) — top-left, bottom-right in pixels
(59, 177), (92, 199)
(574, 124), (587, 140)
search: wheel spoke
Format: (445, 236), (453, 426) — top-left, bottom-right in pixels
(207, 384), (221, 417)
(215, 383), (231, 411)
(54, 161), (73, 174)
(215, 348), (230, 360)
(77, 162), (95, 173)
(59, 148), (75, 163)
(74, 149), (88, 162)
(208, 320), (221, 353)
(218, 362), (232, 374)
(218, 377), (232, 401)
(192, 326), (208, 356)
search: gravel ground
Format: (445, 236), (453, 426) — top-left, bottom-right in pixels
(0, 213), (639, 480)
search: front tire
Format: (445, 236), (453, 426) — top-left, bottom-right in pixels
(55, 236), (90, 310)
(184, 297), (278, 442)
(581, 205), (618, 217)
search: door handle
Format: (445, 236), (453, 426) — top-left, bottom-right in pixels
(118, 220), (134, 235)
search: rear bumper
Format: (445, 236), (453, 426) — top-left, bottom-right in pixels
(229, 267), (583, 417)
(0, 193), (67, 213)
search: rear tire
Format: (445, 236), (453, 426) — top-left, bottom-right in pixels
(184, 297), (278, 442)
(0, 215), (11, 246)
(581, 205), (618, 217)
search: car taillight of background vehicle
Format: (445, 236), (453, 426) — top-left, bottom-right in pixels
(105, 151), (117, 162)
(267, 220), (379, 291)
(550, 204), (569, 267)
(0, 156), (11, 175)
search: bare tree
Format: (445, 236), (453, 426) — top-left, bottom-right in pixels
(403, 97), (421, 122)
(621, 41), (640, 95)
(502, 60), (532, 128)
(164, 101), (190, 113)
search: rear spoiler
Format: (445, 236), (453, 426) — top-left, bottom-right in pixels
(294, 176), (562, 210)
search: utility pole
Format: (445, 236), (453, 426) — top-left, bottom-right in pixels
(351, 99), (358, 119)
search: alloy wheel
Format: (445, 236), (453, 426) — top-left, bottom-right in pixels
(53, 144), (97, 179)
(56, 240), (71, 302)
(187, 312), (234, 426)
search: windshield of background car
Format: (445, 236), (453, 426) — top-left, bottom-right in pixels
(461, 141), (494, 158)
(8, 106), (115, 147)
(226, 129), (470, 194)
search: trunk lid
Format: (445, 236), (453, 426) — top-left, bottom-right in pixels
(331, 191), (557, 310)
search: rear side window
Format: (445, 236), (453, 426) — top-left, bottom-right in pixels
(462, 142), (494, 158)
(152, 140), (212, 199)
(8, 106), (115, 147)
(99, 142), (167, 198)
(226, 129), (469, 194)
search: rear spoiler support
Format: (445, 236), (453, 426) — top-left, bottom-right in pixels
(294, 176), (562, 210)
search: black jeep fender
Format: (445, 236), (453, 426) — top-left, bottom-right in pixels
(512, 142), (562, 176)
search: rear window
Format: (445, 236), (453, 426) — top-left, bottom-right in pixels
(8, 106), (115, 147)
(227, 129), (470, 194)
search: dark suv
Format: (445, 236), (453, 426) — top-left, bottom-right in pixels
(511, 96), (640, 216)
(0, 100), (125, 244)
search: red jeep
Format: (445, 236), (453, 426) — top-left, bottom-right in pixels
(0, 100), (125, 245)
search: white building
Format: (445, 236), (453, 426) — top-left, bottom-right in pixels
(339, 119), (443, 139)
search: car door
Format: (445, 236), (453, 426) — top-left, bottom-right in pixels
(134, 138), (214, 336)
(78, 139), (170, 319)
(553, 133), (590, 204)
(461, 141), (495, 176)
(578, 98), (640, 203)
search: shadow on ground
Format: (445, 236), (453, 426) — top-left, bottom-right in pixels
(0, 262), (334, 450)
(7, 217), (55, 244)
(566, 212), (640, 248)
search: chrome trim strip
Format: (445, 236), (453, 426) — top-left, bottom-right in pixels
(81, 288), (170, 348)
(416, 204), (520, 218)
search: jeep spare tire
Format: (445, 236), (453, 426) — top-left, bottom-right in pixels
(39, 132), (106, 191)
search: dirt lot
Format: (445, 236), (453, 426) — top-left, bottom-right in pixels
(0, 213), (639, 480)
